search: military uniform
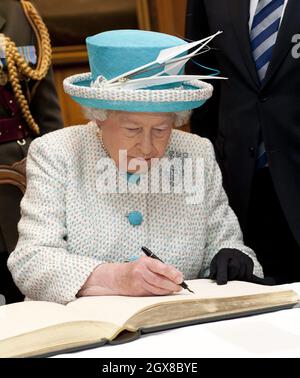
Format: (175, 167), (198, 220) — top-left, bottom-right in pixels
(0, 0), (63, 303)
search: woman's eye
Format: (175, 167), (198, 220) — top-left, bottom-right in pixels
(154, 128), (167, 133)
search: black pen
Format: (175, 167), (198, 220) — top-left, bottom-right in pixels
(141, 246), (194, 294)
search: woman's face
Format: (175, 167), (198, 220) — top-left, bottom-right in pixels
(98, 111), (174, 173)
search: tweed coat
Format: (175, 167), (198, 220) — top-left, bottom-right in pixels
(8, 123), (263, 304)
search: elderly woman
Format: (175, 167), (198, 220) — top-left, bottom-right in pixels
(8, 30), (268, 305)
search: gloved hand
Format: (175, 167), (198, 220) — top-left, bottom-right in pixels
(209, 248), (275, 285)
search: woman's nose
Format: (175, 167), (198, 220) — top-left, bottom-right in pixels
(139, 136), (153, 156)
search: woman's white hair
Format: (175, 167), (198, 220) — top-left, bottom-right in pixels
(82, 107), (191, 127)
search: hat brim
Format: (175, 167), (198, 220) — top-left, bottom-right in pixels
(63, 73), (213, 113)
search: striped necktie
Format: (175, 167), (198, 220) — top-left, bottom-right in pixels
(250, 0), (284, 168)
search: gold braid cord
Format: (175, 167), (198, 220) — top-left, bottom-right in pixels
(4, 0), (52, 136)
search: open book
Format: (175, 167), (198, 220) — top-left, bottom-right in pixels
(0, 279), (299, 358)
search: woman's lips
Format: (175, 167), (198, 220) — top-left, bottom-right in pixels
(129, 157), (153, 161)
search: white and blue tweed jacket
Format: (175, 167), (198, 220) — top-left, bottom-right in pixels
(8, 123), (263, 304)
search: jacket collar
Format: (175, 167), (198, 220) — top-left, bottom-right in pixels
(262, 0), (299, 88)
(229, 0), (260, 89)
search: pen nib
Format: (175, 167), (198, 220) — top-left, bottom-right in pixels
(187, 287), (195, 294)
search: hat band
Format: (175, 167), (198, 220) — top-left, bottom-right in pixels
(63, 73), (213, 104)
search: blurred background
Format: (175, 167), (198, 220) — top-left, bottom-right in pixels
(31, 0), (188, 128)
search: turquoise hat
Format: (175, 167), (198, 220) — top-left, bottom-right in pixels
(63, 29), (213, 113)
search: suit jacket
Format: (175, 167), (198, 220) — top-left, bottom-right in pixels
(0, 0), (63, 253)
(186, 0), (300, 246)
(7, 124), (262, 304)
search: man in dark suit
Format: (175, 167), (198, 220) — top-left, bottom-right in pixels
(186, 0), (300, 283)
(0, 0), (63, 303)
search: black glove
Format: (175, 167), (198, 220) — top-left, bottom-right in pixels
(209, 248), (275, 285)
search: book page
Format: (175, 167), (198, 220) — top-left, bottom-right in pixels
(0, 301), (73, 340)
(67, 279), (294, 326)
(0, 279), (295, 342)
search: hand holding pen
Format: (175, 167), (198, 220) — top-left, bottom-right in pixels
(141, 246), (194, 294)
(78, 247), (192, 297)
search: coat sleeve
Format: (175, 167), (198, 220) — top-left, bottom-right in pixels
(29, 67), (64, 135)
(185, 0), (221, 142)
(7, 137), (102, 304)
(198, 139), (263, 278)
